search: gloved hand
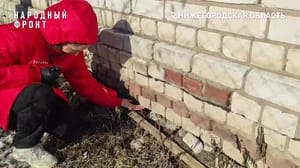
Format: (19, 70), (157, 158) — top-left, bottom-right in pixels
(40, 67), (61, 86)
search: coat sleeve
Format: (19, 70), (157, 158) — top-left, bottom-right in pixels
(0, 49), (42, 89)
(63, 52), (122, 108)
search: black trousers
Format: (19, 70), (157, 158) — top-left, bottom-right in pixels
(8, 84), (77, 148)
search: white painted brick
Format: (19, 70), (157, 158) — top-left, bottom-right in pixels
(165, 1), (206, 28)
(227, 112), (256, 137)
(138, 96), (151, 109)
(106, 0), (130, 13)
(132, 0), (164, 19)
(183, 92), (203, 114)
(262, 0), (300, 11)
(192, 53), (250, 89)
(269, 16), (300, 45)
(128, 15), (140, 33)
(204, 103), (227, 123)
(131, 58), (148, 75)
(140, 18), (157, 37)
(87, 0), (105, 8)
(223, 140), (244, 164)
(166, 108), (182, 126)
(165, 84), (183, 101)
(124, 35), (154, 60)
(158, 22), (175, 42)
(135, 73), (149, 87)
(182, 117), (201, 136)
(208, 7), (267, 38)
(182, 133), (204, 154)
(148, 61), (165, 80)
(154, 42), (196, 72)
(263, 128), (287, 151)
(207, 0), (258, 3)
(197, 30), (221, 52)
(245, 69), (300, 114)
(231, 92), (261, 122)
(151, 101), (166, 117)
(223, 36), (250, 62)
(288, 139), (300, 158)
(251, 41), (285, 71)
(286, 49), (300, 76)
(262, 106), (298, 137)
(176, 26), (196, 48)
(101, 10), (114, 27)
(149, 78), (164, 93)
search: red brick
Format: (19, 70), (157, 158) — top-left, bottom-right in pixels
(204, 84), (232, 107)
(129, 82), (141, 96)
(156, 93), (173, 108)
(164, 68), (183, 86)
(173, 101), (190, 118)
(141, 87), (156, 101)
(190, 112), (211, 130)
(183, 76), (203, 97)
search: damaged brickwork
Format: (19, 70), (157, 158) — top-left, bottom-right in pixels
(1, 0), (300, 167)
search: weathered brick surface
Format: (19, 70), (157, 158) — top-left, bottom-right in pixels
(245, 69), (300, 114)
(222, 140), (244, 164)
(262, 106), (298, 137)
(151, 101), (166, 117)
(131, 58), (148, 75)
(140, 18), (157, 37)
(190, 112), (211, 130)
(183, 92), (203, 114)
(154, 43), (195, 72)
(227, 112), (256, 137)
(176, 26), (196, 48)
(183, 76), (203, 97)
(204, 84), (231, 107)
(182, 117), (201, 136)
(208, 7), (267, 38)
(204, 103), (227, 123)
(263, 128), (287, 151)
(106, 0), (130, 13)
(197, 30), (221, 52)
(141, 87), (156, 101)
(88, 0), (105, 8)
(156, 93), (173, 108)
(135, 73), (149, 87)
(165, 84), (183, 101)
(222, 36), (250, 62)
(192, 53), (250, 89)
(207, 0), (258, 4)
(157, 22), (175, 42)
(164, 69), (183, 87)
(124, 35), (154, 60)
(231, 92), (261, 122)
(173, 101), (190, 118)
(101, 10), (114, 27)
(288, 139), (300, 159)
(138, 96), (151, 109)
(268, 15), (300, 45)
(166, 108), (182, 126)
(148, 61), (165, 81)
(149, 78), (164, 93)
(251, 41), (285, 71)
(132, 0), (164, 19)
(129, 82), (141, 97)
(262, 0), (300, 11)
(286, 49), (300, 76)
(165, 1), (206, 28)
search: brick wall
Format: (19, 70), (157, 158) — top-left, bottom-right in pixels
(1, 0), (300, 167)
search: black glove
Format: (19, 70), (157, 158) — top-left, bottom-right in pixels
(40, 67), (61, 86)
